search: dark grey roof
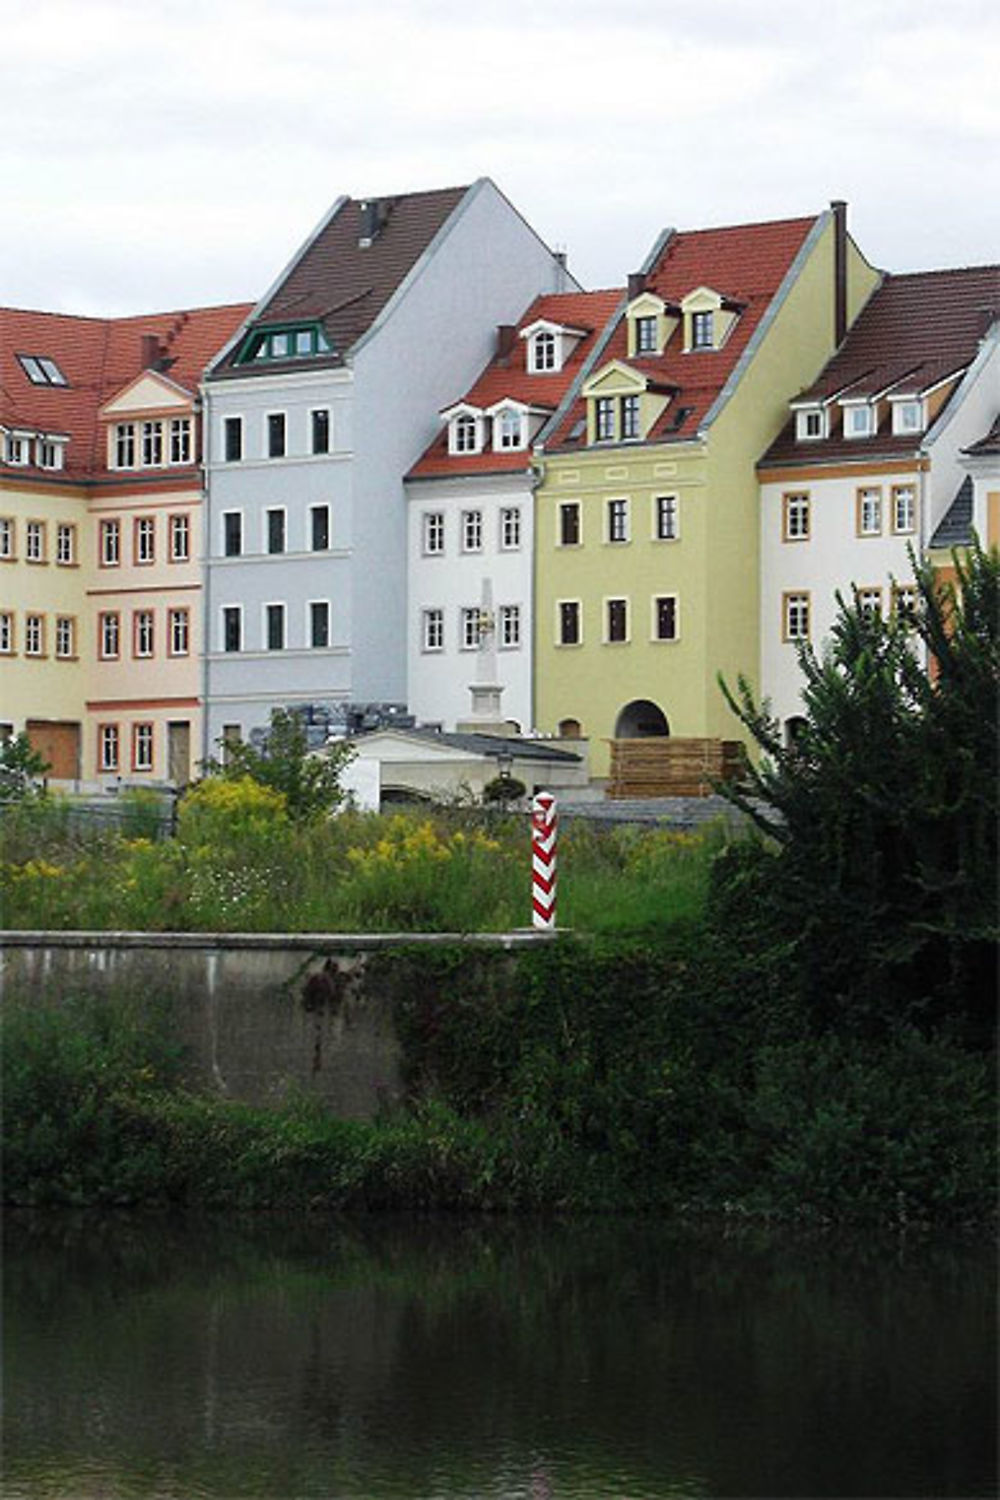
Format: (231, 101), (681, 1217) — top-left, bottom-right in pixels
(930, 474), (974, 548)
(353, 728), (581, 764)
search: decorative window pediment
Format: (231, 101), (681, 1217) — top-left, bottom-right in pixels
(520, 319), (588, 374)
(679, 286), (740, 352)
(626, 293), (679, 357)
(442, 404), (485, 456)
(101, 370), (190, 417)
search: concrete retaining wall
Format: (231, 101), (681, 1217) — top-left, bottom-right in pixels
(0, 931), (554, 1119)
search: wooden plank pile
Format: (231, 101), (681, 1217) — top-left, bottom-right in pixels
(607, 737), (744, 798)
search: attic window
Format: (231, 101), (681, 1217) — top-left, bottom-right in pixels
(635, 316), (658, 354)
(892, 399), (925, 435)
(691, 312), (714, 350)
(531, 331), (557, 372)
(844, 403), (876, 438)
(235, 324), (332, 365)
(495, 408), (524, 451)
(796, 408), (827, 441)
(18, 354), (68, 386)
(449, 412), (483, 455)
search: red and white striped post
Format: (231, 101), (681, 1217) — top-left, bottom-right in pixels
(531, 792), (558, 929)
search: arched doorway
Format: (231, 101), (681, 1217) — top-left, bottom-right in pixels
(614, 699), (669, 738)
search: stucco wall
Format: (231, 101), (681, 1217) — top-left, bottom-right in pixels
(0, 931), (552, 1118)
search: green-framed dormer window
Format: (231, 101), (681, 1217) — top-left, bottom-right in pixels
(235, 323), (333, 365)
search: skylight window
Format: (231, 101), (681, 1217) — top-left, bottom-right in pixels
(18, 354), (68, 386)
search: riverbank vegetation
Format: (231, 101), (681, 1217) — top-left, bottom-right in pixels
(2, 544), (997, 1225)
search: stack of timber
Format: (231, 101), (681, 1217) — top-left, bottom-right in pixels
(607, 738), (744, 799)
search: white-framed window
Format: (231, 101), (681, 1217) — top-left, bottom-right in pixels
(635, 316), (657, 354)
(169, 513), (190, 562)
(892, 485), (916, 534)
(654, 495), (679, 541)
(653, 595), (678, 641)
(423, 512), (445, 555)
(857, 487), (882, 536)
(222, 511), (243, 557)
(0, 611), (14, 653)
(309, 600), (330, 649)
(55, 615), (75, 658)
(115, 423), (136, 468)
(892, 400), (924, 435)
(498, 604), (521, 648)
(5, 432), (31, 465)
(37, 438), (66, 470)
(24, 613), (45, 656)
(0, 518), (13, 560)
(451, 413), (481, 455)
(531, 331), (556, 372)
(134, 516), (155, 565)
(461, 510), (483, 553)
(265, 508), (286, 555)
(500, 507), (521, 550)
(265, 602), (285, 651)
(310, 505), (331, 551)
(795, 408), (827, 441)
(783, 591), (811, 642)
(845, 403), (875, 438)
(311, 408), (331, 455)
(606, 597), (629, 643)
(56, 522), (76, 565)
(99, 723), (120, 772)
(100, 518), (120, 566)
(595, 397), (615, 441)
(223, 416), (243, 462)
(559, 502), (581, 547)
(169, 417), (192, 464)
(460, 606), (482, 650)
(782, 492), (810, 542)
(856, 587), (882, 619)
(141, 421), (163, 467)
(133, 610), (154, 658)
(222, 606), (242, 653)
(422, 607), (444, 652)
(266, 412), (286, 459)
(607, 498), (629, 543)
(25, 520), (45, 563)
(620, 395), (640, 440)
(168, 608), (190, 657)
(495, 408), (523, 450)
(133, 723), (154, 772)
(99, 611), (120, 659)
(558, 599), (581, 646)
(691, 311), (714, 349)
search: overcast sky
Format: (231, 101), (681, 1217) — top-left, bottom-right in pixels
(4, 0), (998, 317)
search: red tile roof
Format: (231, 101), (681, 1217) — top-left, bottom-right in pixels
(760, 265), (1000, 468)
(408, 289), (623, 478)
(210, 185), (473, 377)
(1, 303), (252, 483)
(545, 215), (819, 450)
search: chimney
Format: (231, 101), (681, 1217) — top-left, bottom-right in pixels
(141, 333), (161, 369)
(358, 198), (389, 247)
(628, 271), (645, 301)
(496, 324), (515, 361)
(831, 200), (848, 347)
(553, 248), (569, 291)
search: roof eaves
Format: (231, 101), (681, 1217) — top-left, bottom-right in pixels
(699, 209), (828, 437)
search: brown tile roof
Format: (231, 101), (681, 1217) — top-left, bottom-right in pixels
(209, 185), (472, 377)
(964, 411), (1000, 458)
(760, 265), (1000, 468)
(408, 288), (623, 479)
(545, 215), (819, 450)
(1, 303), (252, 483)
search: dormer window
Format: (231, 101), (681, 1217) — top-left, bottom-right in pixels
(531, 331), (557, 372)
(449, 412), (482, 455)
(635, 316), (657, 354)
(844, 402), (876, 438)
(691, 311), (714, 350)
(4, 430), (33, 465)
(891, 399), (925, 435)
(795, 408), (828, 441)
(495, 407), (524, 451)
(36, 436), (67, 470)
(235, 322), (332, 365)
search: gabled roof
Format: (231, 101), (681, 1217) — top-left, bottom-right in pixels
(963, 412), (1000, 458)
(545, 214), (820, 450)
(0, 302), (252, 483)
(408, 288), (623, 479)
(761, 265), (1000, 468)
(208, 183), (475, 379)
(930, 474), (975, 549)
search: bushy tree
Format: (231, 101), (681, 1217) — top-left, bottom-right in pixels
(716, 540), (998, 1044)
(0, 733), (49, 804)
(202, 709), (354, 822)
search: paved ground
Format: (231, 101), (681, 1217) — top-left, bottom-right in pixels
(555, 792), (750, 830)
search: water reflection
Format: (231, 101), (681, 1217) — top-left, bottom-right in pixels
(3, 1212), (995, 1498)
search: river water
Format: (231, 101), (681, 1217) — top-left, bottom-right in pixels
(3, 1212), (995, 1499)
